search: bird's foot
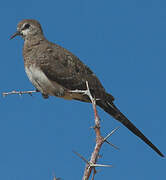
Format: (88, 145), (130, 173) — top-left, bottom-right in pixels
(69, 89), (100, 101)
(69, 89), (88, 95)
(42, 93), (49, 99)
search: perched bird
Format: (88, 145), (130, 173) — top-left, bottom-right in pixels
(10, 19), (164, 157)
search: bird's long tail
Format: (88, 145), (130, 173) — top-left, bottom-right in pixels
(97, 98), (164, 157)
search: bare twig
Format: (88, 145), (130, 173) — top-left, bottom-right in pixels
(2, 90), (38, 97)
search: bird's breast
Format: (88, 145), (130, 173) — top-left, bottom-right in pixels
(25, 65), (65, 97)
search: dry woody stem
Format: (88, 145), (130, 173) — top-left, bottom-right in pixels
(72, 82), (118, 180)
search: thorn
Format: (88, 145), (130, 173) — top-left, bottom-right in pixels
(91, 163), (112, 168)
(103, 127), (120, 150)
(73, 151), (90, 165)
(103, 127), (120, 141)
(73, 151), (112, 169)
(105, 140), (120, 150)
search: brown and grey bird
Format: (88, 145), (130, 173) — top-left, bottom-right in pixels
(10, 19), (164, 157)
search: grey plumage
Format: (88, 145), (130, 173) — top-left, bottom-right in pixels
(11, 19), (164, 157)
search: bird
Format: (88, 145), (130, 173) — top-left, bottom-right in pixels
(10, 19), (164, 157)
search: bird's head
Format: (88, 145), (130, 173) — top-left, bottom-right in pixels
(10, 19), (44, 40)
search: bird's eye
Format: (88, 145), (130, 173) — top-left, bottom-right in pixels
(23, 23), (30, 30)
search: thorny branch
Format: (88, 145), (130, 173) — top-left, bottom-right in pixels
(2, 82), (119, 180)
(72, 81), (119, 180)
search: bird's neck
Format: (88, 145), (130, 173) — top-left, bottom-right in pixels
(24, 35), (45, 48)
(23, 35), (46, 62)
(24, 34), (45, 43)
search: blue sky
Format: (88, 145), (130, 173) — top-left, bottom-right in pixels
(0, 0), (165, 179)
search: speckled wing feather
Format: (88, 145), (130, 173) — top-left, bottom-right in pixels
(39, 41), (114, 101)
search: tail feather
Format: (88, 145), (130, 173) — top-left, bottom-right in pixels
(97, 100), (164, 157)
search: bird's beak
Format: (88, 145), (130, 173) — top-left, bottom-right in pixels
(10, 31), (21, 40)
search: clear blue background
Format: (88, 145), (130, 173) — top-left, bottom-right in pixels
(0, 0), (165, 179)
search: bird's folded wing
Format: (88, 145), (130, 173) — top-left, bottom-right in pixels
(39, 43), (114, 100)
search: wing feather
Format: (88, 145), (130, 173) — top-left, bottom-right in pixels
(39, 41), (114, 100)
